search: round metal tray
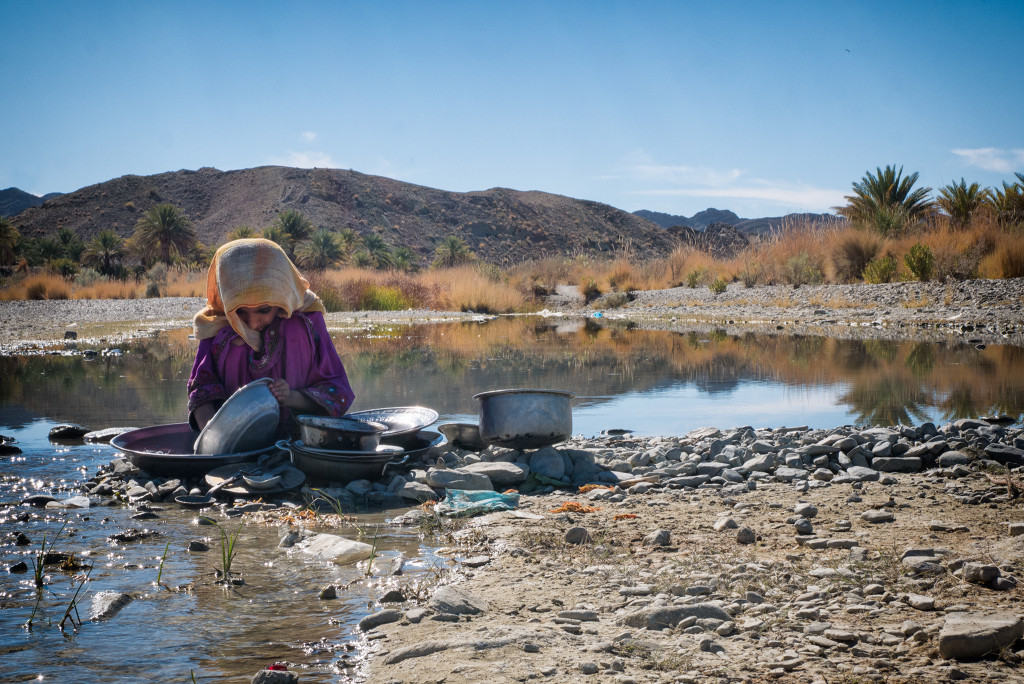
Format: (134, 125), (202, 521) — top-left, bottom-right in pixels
(345, 406), (439, 439)
(194, 378), (280, 454)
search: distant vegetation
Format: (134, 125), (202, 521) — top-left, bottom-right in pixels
(1, 165), (1022, 309)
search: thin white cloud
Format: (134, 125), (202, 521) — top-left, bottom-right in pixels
(950, 147), (1024, 174)
(611, 152), (846, 212)
(269, 151), (335, 168)
(628, 184), (847, 211)
(301, 131), (317, 143)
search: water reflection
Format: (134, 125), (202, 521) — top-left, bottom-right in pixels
(1, 317), (1022, 434)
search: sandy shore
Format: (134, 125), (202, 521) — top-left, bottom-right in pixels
(1, 277), (1023, 352)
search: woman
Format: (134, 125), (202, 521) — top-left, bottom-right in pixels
(187, 238), (354, 435)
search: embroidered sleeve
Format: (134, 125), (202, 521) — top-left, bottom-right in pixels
(296, 312), (355, 417)
(187, 337), (228, 424)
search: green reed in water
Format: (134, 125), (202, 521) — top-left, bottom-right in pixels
(200, 517), (244, 585)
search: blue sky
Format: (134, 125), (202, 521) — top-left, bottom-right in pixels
(2, 1), (1022, 219)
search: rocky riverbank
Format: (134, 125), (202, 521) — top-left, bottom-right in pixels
(69, 417), (1024, 683)
(1, 277), (1023, 352)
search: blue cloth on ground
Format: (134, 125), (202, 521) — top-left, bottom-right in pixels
(434, 489), (520, 517)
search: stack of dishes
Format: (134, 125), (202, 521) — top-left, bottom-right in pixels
(279, 406), (444, 482)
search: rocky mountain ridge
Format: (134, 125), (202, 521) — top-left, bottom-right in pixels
(6, 167), (839, 264)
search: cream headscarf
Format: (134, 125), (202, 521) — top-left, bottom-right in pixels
(192, 238), (326, 351)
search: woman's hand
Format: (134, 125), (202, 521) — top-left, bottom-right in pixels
(268, 379), (319, 414)
(268, 379), (292, 406)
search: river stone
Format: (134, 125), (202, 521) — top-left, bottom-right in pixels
(358, 608), (403, 631)
(643, 529), (672, 547)
(846, 466), (880, 481)
(871, 456), (921, 473)
(529, 447), (565, 480)
(90, 591), (134, 621)
(83, 427), (136, 443)
(861, 509), (894, 523)
(620, 603), (732, 630)
(461, 461), (528, 486)
(429, 585), (488, 615)
(298, 533), (374, 565)
(962, 563), (1000, 584)
(251, 670), (299, 684)
(936, 450), (971, 467)
(48, 423), (89, 440)
(565, 526), (592, 545)
(397, 481), (439, 503)
(983, 443), (1024, 467)
(425, 467), (493, 491)
(938, 612), (1024, 660)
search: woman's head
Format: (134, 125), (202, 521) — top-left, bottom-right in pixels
(198, 238), (322, 350)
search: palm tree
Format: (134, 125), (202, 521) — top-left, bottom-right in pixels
(989, 173), (1024, 226)
(835, 165), (934, 235)
(275, 210), (313, 244)
(336, 227), (358, 260)
(360, 233), (394, 269)
(56, 227), (86, 261)
(83, 229), (126, 276)
(432, 235), (473, 268)
(261, 225), (293, 254)
(0, 218), (19, 266)
(937, 178), (992, 229)
(392, 246), (418, 273)
(132, 204), (197, 265)
(295, 228), (344, 271)
(226, 225), (257, 241)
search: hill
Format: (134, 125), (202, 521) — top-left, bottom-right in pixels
(634, 207), (842, 236)
(1, 188), (63, 218)
(7, 167), (680, 266)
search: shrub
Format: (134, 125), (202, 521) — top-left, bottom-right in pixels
(581, 279), (602, 304)
(784, 252), (824, 285)
(685, 268), (706, 288)
(832, 230), (883, 282)
(903, 243), (934, 281)
(709, 278), (727, 294)
(602, 292), (631, 308)
(74, 268), (102, 288)
(145, 283), (161, 298)
(359, 285), (412, 311)
(997, 241), (1024, 278)
(738, 263), (762, 287)
(863, 255), (898, 283)
(51, 258), (79, 280)
(27, 281), (47, 300)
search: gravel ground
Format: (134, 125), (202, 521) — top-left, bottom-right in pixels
(2, 277), (1022, 353)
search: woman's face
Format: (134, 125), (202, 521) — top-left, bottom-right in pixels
(235, 305), (281, 332)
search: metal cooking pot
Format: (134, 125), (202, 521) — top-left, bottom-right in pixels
(294, 415), (387, 451)
(277, 440), (407, 482)
(473, 388), (575, 450)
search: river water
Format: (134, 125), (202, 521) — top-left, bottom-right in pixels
(2, 316), (1022, 681)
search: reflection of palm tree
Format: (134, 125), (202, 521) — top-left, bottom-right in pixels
(940, 385), (983, 421)
(864, 339), (899, 363)
(133, 204), (197, 265)
(904, 343), (934, 377)
(839, 377), (933, 426)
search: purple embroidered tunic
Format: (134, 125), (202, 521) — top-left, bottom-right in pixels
(187, 311), (354, 434)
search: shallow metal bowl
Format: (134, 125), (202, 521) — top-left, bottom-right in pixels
(438, 422), (487, 451)
(194, 378), (280, 455)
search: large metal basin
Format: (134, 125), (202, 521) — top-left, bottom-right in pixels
(474, 388), (574, 450)
(111, 423), (276, 475)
